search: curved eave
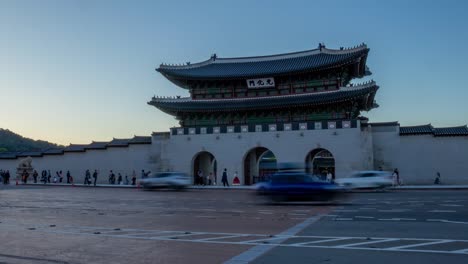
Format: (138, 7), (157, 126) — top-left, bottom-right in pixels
(148, 82), (378, 115)
(156, 47), (369, 83)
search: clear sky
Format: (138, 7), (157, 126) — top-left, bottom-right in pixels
(1, 0), (467, 145)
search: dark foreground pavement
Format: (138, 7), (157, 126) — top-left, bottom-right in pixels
(0, 185), (331, 264)
(252, 190), (468, 264)
(1, 186), (467, 263)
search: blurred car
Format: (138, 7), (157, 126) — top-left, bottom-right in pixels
(139, 172), (190, 190)
(255, 171), (345, 202)
(335, 171), (393, 189)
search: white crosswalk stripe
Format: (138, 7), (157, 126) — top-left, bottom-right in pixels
(7, 224), (468, 255)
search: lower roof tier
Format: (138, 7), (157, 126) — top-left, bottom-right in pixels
(148, 81), (378, 115)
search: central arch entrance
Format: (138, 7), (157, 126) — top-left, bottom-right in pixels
(305, 148), (335, 180)
(192, 151), (217, 185)
(243, 147), (277, 185)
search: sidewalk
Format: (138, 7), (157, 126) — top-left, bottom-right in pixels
(12, 183), (468, 190)
(391, 185), (468, 190)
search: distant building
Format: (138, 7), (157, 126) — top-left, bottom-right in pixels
(1, 44), (467, 185)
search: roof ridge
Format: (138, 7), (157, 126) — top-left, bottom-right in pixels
(158, 43), (368, 70)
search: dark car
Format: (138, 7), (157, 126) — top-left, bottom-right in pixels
(256, 171), (345, 202)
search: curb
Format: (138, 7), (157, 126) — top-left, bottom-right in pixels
(13, 183), (468, 191)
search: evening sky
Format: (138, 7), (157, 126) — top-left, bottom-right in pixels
(1, 0), (467, 144)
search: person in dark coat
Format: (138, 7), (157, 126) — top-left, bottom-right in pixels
(222, 168), (229, 187)
(434, 172), (441, 184)
(32, 170), (38, 183)
(117, 173), (123, 185)
(85, 169), (91, 185)
(93, 170), (98, 186)
(66, 171), (71, 184)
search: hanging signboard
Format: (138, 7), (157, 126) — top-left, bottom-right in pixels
(246, 77), (275, 88)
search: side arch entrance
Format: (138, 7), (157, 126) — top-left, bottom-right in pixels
(192, 151), (217, 185)
(243, 147), (277, 185)
(305, 148), (335, 180)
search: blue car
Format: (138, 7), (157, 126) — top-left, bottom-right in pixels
(256, 171), (345, 202)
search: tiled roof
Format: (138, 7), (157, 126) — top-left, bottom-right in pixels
(433, 125), (468, 136)
(399, 124), (433, 135)
(400, 124), (468, 137)
(149, 81), (378, 114)
(368, 121), (400, 127)
(0, 152), (18, 159)
(107, 138), (131, 147)
(16, 151), (43, 157)
(157, 44), (369, 80)
(43, 148), (65, 155)
(64, 144), (87, 152)
(129, 136), (152, 144)
(85, 141), (108, 150)
(0, 136), (152, 159)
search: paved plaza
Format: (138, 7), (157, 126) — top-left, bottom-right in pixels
(0, 186), (468, 263)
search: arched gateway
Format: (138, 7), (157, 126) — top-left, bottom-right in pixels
(243, 147), (277, 185)
(192, 151), (217, 185)
(305, 148), (335, 180)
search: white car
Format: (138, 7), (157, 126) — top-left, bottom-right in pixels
(335, 171), (394, 189)
(139, 172), (190, 189)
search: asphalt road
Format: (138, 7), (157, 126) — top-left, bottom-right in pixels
(1, 185), (467, 264)
(252, 190), (468, 264)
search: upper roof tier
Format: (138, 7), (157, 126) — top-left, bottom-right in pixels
(157, 44), (369, 81)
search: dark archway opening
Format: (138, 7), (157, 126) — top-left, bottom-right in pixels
(243, 147), (277, 185)
(305, 148), (335, 180)
(192, 151), (217, 185)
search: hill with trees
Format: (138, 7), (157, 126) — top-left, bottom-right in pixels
(0, 128), (62, 152)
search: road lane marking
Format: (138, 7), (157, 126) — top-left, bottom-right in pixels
(334, 238), (399, 248)
(355, 216), (374, 219)
(335, 218), (353, 221)
(387, 240), (453, 250)
(224, 214), (324, 264)
(5, 223), (468, 256)
(291, 237), (350, 246)
(451, 248), (468, 253)
(429, 210), (457, 213)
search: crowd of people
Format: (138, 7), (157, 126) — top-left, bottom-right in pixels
(0, 170), (11, 184)
(0, 169), (152, 186)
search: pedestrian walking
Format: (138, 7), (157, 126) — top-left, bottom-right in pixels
(108, 170), (113, 184)
(23, 170), (29, 183)
(434, 172), (441, 184)
(66, 171), (71, 184)
(117, 173), (123, 185)
(326, 171), (333, 182)
(85, 169), (91, 185)
(222, 168), (229, 187)
(33, 170), (38, 183)
(395, 168), (400, 185)
(47, 170), (51, 183)
(41, 170), (47, 184)
(93, 170), (98, 186)
(208, 172), (213, 186)
(125, 175), (129, 185)
(131, 174), (136, 185)
(5, 170), (10, 184)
